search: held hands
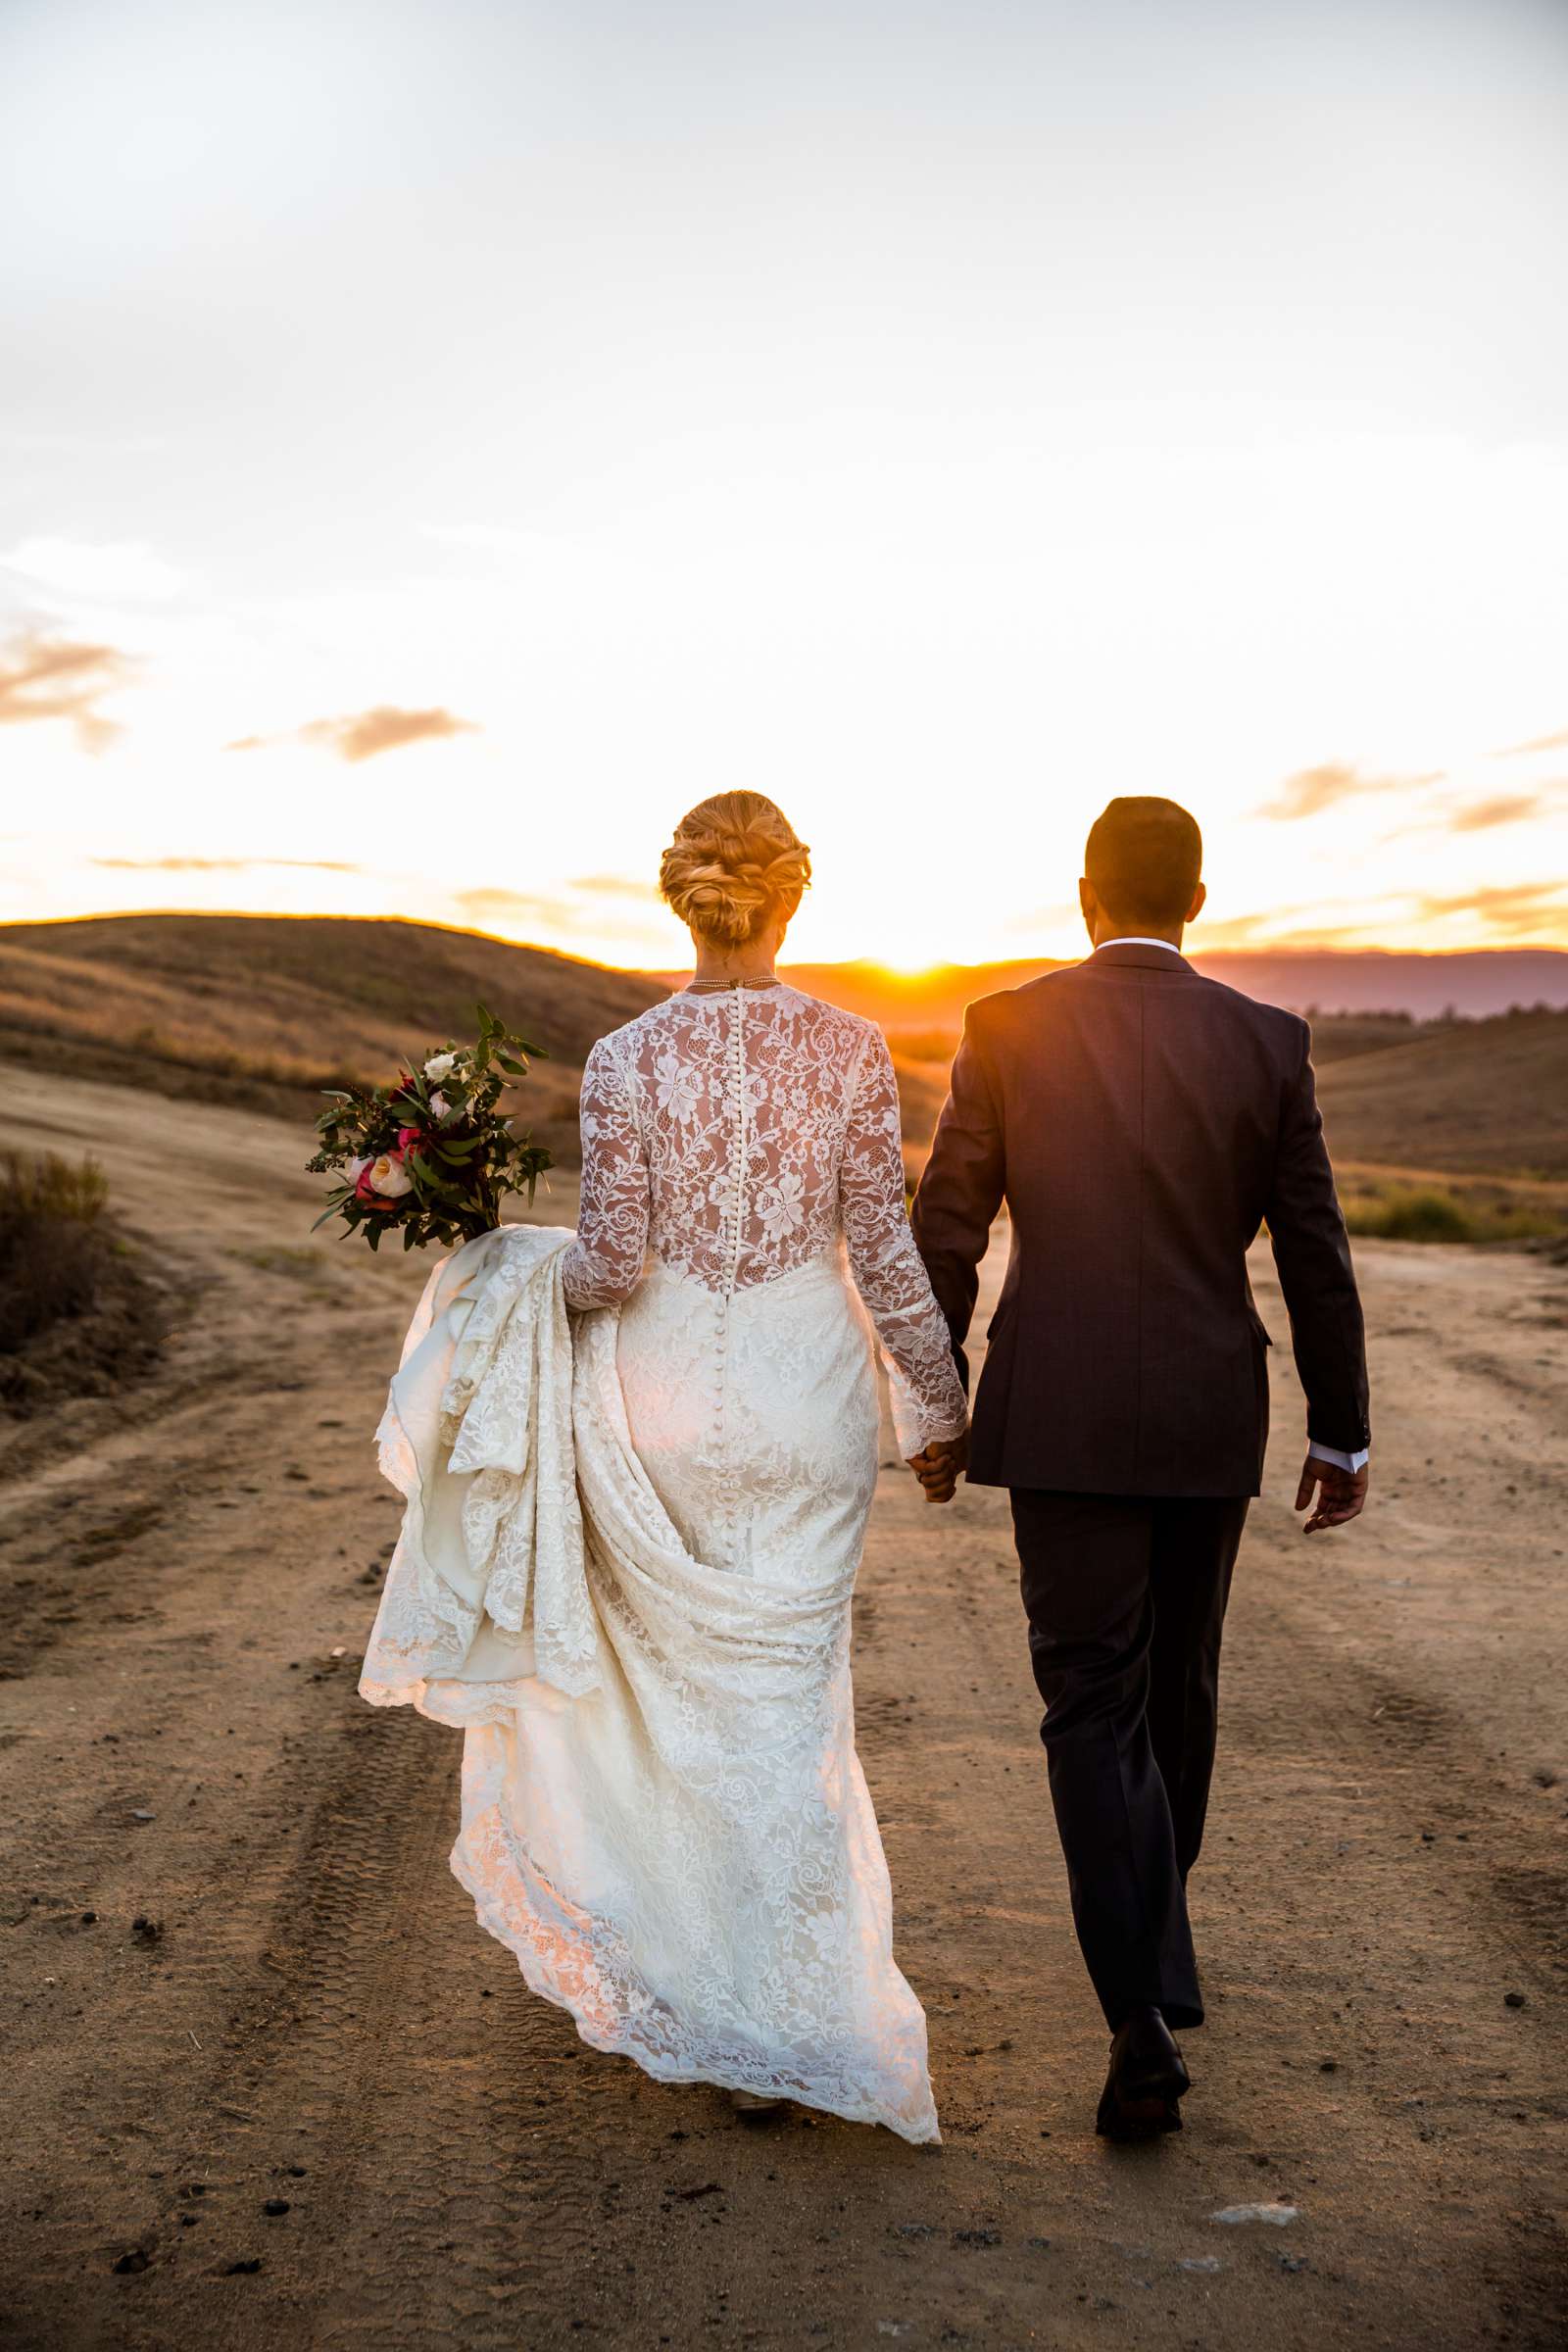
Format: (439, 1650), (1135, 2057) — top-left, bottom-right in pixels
(906, 1430), (969, 1505)
(1295, 1453), (1369, 1534)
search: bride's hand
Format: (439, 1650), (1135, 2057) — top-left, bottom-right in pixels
(906, 1432), (968, 1504)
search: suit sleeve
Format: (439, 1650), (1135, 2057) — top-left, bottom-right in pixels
(909, 1005), (1006, 1393)
(1264, 1027), (1371, 1455)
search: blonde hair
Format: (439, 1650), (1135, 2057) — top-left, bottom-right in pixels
(659, 792), (811, 948)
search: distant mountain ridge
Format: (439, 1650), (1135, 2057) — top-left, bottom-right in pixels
(777, 949), (1568, 1024)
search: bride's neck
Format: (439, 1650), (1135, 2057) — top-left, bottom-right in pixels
(689, 935), (780, 987)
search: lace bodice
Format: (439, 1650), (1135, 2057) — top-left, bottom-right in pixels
(561, 984), (967, 1451)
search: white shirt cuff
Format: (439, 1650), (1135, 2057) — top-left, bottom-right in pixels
(1308, 1442), (1369, 1473)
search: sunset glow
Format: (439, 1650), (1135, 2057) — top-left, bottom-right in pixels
(4, 1), (1567, 971)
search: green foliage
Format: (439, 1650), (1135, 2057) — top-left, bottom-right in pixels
(306, 1003), (554, 1250)
(1344, 1183), (1564, 1246)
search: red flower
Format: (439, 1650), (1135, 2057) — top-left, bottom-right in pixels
(355, 1161), (401, 1211)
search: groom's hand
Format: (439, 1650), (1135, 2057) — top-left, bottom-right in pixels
(906, 1432), (968, 1504)
(1295, 1453), (1368, 1534)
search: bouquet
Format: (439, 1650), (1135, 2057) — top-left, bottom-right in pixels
(308, 1004), (553, 1250)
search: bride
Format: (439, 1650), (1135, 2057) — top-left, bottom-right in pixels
(361, 793), (968, 2141)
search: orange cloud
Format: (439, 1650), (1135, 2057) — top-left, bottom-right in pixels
(0, 628), (132, 752)
(228, 706), (478, 761)
(1259, 760), (1444, 820)
(1446, 794), (1544, 833)
(1416, 881), (1568, 934)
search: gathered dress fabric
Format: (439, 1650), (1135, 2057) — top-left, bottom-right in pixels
(360, 985), (966, 2141)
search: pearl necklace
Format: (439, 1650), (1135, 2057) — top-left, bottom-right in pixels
(683, 975), (782, 995)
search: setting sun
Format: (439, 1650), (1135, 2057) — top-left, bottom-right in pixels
(3, 3), (1567, 970)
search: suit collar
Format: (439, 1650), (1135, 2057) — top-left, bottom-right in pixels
(1088, 939), (1195, 975)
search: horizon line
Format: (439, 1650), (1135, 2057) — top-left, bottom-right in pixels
(3, 903), (1568, 974)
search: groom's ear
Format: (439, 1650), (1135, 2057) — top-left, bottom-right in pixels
(1186, 880), (1207, 925)
(1078, 878), (1098, 930)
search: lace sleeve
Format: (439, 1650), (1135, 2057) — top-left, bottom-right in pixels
(561, 1036), (651, 1311)
(840, 1027), (970, 1455)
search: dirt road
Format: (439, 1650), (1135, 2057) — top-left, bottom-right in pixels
(3, 1065), (1565, 2350)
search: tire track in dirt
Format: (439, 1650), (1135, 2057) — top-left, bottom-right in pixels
(5, 1072), (1568, 2350)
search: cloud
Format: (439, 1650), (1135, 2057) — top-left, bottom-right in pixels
(1446, 793), (1544, 833)
(91, 856), (360, 874)
(1415, 881), (1568, 935)
(455, 879), (665, 947)
(1258, 761), (1445, 820)
(1496, 727), (1568, 759)
(3, 536), (184, 602)
(565, 873), (661, 902)
(227, 706), (478, 762)
(457, 888), (566, 928)
(1193, 904), (1386, 950)
(0, 628), (132, 751)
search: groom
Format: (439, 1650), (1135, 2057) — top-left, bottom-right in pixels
(908, 797), (1370, 2138)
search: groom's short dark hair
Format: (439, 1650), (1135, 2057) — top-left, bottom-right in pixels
(1084, 798), (1202, 926)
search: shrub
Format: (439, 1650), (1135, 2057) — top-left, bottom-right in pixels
(0, 1151), (112, 1351)
(1344, 1183), (1564, 1246)
(0, 1152), (168, 1416)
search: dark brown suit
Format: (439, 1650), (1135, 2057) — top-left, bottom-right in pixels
(911, 941), (1369, 2029)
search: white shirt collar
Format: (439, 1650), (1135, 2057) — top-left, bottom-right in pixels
(1097, 936), (1185, 956)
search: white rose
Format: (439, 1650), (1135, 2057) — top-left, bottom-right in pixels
(345, 1154), (369, 1184)
(428, 1089), (450, 1119)
(424, 1052), (458, 1080)
(367, 1152), (415, 1199)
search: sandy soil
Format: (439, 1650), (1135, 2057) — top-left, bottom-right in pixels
(2, 1063), (1565, 2352)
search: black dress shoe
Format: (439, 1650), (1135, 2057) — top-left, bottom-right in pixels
(1095, 2006), (1191, 2140)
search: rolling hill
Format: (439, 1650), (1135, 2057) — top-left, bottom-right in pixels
(0, 913), (663, 1150)
(2, 912), (1565, 1184)
(1312, 1010), (1568, 1181)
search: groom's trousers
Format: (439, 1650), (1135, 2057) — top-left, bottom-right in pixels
(1010, 1488), (1250, 2033)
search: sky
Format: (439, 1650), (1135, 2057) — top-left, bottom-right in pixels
(3, 0), (1567, 971)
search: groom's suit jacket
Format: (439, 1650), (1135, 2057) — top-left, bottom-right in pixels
(911, 942), (1370, 1496)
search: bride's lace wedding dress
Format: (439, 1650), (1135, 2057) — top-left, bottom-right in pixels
(362, 982), (966, 2141)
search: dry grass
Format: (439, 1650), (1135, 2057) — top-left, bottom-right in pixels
(0, 912), (663, 1150)
(0, 1149), (167, 1413)
(0, 1151), (111, 1352)
(1342, 1179), (1566, 1246)
(1315, 1009), (1568, 1180)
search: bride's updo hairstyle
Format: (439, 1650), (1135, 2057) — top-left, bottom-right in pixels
(659, 792), (811, 948)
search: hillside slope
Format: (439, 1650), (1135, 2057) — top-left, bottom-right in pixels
(0, 914), (952, 1159)
(1315, 1009), (1568, 1179)
(886, 1005), (1568, 1180)
(0, 914), (663, 1139)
